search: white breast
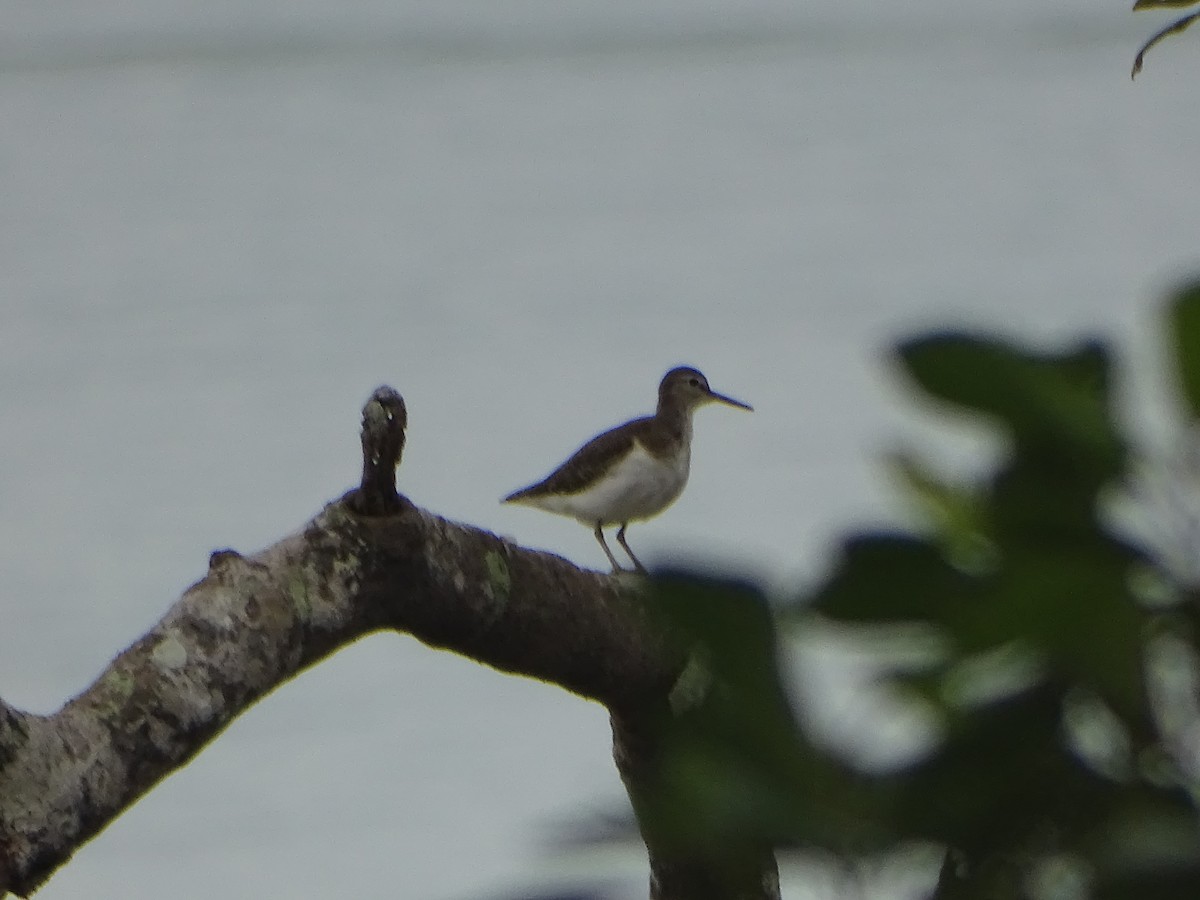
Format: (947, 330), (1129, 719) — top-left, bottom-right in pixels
(523, 441), (690, 526)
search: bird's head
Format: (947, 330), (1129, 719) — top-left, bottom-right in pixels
(659, 366), (753, 414)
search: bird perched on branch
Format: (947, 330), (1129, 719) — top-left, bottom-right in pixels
(503, 366), (752, 573)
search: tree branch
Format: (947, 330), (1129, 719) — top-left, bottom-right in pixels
(0, 385), (779, 900)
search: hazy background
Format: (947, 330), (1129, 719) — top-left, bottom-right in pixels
(3, 2), (1199, 898)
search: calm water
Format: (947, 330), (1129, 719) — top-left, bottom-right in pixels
(3, 2), (1199, 898)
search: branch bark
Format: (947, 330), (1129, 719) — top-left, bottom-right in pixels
(0, 386), (779, 899)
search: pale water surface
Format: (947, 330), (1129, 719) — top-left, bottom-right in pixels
(2, 2), (1199, 898)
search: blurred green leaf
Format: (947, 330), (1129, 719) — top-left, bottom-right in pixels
(1133, 0), (1200, 10)
(898, 335), (1123, 490)
(1167, 281), (1200, 420)
(889, 331), (1146, 715)
(981, 550), (1145, 720)
(644, 574), (896, 851)
(890, 682), (1113, 856)
(940, 642), (1044, 710)
(812, 533), (980, 626)
(814, 535), (1145, 718)
(888, 452), (995, 570)
(643, 576), (810, 841)
(1090, 796), (1200, 900)
(989, 452), (1099, 541)
(651, 575), (793, 732)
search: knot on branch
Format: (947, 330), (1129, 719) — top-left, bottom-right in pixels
(207, 549), (246, 573)
(351, 386), (408, 516)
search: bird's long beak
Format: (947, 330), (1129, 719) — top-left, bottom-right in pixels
(707, 388), (753, 411)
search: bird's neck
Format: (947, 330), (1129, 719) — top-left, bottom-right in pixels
(654, 398), (695, 448)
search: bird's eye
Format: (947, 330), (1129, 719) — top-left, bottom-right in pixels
(688, 377), (700, 387)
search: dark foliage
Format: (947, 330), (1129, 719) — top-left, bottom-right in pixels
(629, 282), (1200, 899)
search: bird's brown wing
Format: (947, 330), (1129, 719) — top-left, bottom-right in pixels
(504, 417), (652, 501)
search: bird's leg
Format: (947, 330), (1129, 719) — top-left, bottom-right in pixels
(593, 522), (624, 572)
(616, 523), (647, 574)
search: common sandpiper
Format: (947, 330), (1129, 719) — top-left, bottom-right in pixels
(503, 366), (752, 573)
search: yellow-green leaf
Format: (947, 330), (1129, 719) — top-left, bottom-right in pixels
(1167, 281), (1200, 420)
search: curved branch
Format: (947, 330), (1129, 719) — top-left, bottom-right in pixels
(0, 385), (778, 900)
(1132, 9), (1200, 78)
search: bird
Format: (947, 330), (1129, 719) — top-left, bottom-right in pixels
(503, 366), (752, 573)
